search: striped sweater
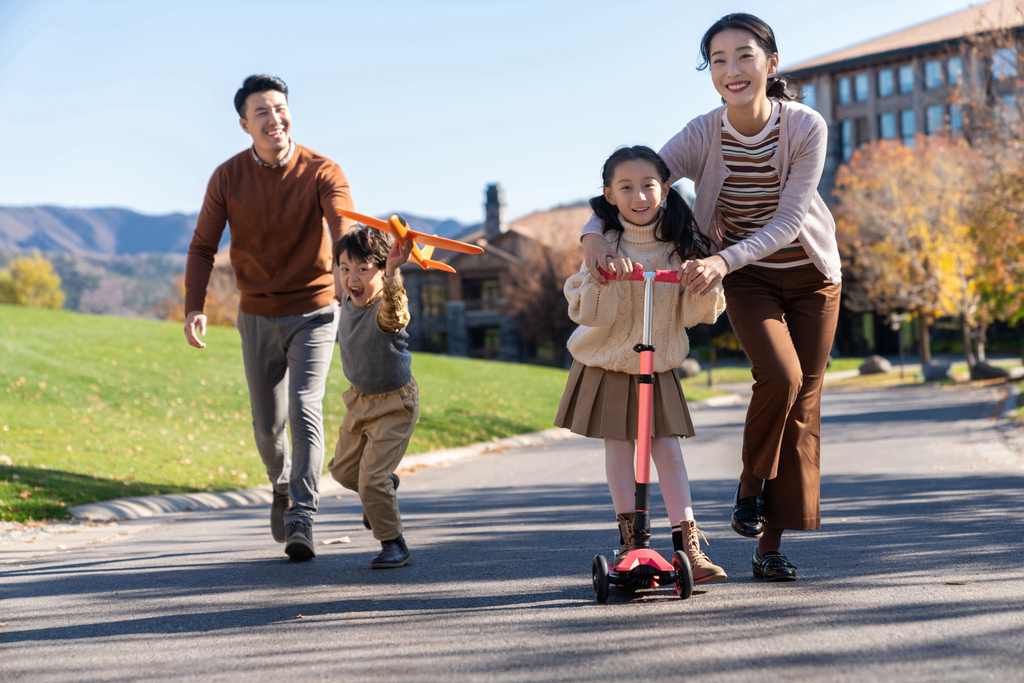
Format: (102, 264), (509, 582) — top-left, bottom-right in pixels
(719, 103), (810, 268)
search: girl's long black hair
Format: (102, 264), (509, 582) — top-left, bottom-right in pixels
(590, 146), (712, 262)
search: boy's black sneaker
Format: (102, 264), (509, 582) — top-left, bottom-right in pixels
(270, 491), (289, 543)
(362, 473), (400, 530)
(371, 534), (412, 569)
(285, 520), (315, 562)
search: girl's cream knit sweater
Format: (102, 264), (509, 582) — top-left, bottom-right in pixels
(564, 214), (726, 375)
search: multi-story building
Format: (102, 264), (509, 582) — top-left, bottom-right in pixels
(782, 0), (1023, 200)
(780, 0), (1023, 355)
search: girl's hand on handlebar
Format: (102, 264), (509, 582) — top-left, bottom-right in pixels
(681, 255), (729, 296)
(605, 257), (643, 282)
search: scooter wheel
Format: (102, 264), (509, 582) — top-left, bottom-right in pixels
(671, 550), (693, 600)
(592, 555), (610, 603)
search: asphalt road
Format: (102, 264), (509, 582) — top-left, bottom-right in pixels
(2, 383), (1023, 682)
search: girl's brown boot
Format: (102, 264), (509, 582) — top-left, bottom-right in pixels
(614, 513), (634, 566)
(680, 520), (727, 584)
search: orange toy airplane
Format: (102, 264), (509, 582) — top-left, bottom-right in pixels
(337, 208), (483, 274)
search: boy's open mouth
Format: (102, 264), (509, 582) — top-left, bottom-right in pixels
(349, 284), (365, 299)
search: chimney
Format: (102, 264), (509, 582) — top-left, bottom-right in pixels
(483, 183), (507, 239)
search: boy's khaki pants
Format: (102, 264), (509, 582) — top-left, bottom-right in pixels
(328, 377), (418, 541)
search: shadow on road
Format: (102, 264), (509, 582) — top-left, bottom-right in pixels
(3, 471), (1022, 648)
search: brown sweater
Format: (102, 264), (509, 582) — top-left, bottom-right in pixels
(185, 144), (354, 317)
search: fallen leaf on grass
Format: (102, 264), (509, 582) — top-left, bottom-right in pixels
(18, 491), (32, 498)
(320, 537), (351, 545)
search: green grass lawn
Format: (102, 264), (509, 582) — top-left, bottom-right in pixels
(0, 305), (578, 521)
(0, 305), (725, 522)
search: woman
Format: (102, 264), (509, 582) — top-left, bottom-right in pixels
(580, 13), (842, 582)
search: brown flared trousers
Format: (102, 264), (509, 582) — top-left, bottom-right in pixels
(723, 264), (841, 531)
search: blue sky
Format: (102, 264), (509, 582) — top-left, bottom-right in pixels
(0, 0), (989, 224)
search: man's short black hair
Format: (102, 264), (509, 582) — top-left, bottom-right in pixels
(333, 225), (394, 270)
(234, 74), (288, 118)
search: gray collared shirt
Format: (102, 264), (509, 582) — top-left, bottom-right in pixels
(250, 140), (296, 169)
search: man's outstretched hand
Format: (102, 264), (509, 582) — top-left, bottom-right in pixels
(184, 311), (208, 349)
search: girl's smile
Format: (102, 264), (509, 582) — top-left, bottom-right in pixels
(602, 159), (669, 226)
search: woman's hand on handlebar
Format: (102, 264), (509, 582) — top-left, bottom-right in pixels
(583, 233), (642, 282)
(681, 255), (729, 296)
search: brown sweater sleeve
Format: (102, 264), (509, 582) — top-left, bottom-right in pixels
(184, 167), (228, 315)
(318, 161), (355, 245)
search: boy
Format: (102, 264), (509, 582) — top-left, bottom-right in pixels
(328, 226), (418, 568)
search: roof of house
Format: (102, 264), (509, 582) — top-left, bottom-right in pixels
(783, 0), (1024, 74)
(457, 202), (591, 254)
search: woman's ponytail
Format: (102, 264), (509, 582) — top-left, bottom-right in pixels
(766, 74), (801, 102)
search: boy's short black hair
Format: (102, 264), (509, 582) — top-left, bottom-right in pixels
(234, 74), (288, 118)
(333, 225), (393, 269)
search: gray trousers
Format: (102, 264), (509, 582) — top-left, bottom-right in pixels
(237, 302), (338, 524)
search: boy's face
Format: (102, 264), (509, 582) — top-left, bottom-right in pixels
(336, 250), (385, 307)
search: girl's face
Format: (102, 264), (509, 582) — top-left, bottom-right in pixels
(708, 28), (778, 108)
(603, 159), (669, 226)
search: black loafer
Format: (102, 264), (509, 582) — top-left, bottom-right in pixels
(732, 484), (766, 538)
(752, 549), (797, 582)
(362, 473), (400, 530)
(371, 534), (412, 569)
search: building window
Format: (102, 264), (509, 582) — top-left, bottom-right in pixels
(901, 108), (916, 145)
(420, 282), (447, 318)
(841, 120), (853, 160)
(854, 73), (869, 102)
(879, 111), (897, 139)
(992, 47), (1018, 80)
(949, 103), (963, 130)
(464, 278), (501, 311)
(878, 69), (895, 97)
(926, 104), (945, 134)
(469, 326), (501, 359)
(838, 77), (851, 104)
(421, 332), (448, 354)
(802, 83), (817, 110)
(947, 56), (963, 86)
(924, 60), (943, 89)
(855, 117), (870, 147)
(899, 65), (914, 94)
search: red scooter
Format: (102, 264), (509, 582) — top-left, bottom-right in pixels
(591, 269), (694, 602)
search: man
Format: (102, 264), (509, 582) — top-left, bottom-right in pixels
(183, 74), (352, 561)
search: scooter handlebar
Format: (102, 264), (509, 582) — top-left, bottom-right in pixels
(597, 267), (681, 284)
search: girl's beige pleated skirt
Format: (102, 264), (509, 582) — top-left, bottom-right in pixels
(554, 360), (695, 441)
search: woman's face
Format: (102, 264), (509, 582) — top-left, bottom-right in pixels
(603, 159), (669, 226)
(708, 28), (778, 108)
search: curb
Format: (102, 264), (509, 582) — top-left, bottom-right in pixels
(69, 427), (579, 522)
(1001, 382), (1022, 420)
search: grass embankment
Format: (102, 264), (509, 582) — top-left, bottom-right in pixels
(0, 305), (723, 521)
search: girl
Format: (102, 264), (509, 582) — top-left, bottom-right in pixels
(581, 14), (842, 582)
(556, 145), (728, 584)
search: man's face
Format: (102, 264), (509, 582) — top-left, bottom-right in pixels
(239, 90), (291, 158)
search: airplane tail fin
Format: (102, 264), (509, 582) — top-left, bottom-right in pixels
(417, 244), (435, 260)
(422, 259), (456, 273)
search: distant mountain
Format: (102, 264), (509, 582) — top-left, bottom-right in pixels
(0, 206), (199, 256)
(0, 206), (470, 255)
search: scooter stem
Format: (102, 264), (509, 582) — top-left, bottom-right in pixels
(633, 271), (656, 549)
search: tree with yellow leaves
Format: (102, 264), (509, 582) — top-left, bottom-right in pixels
(0, 252), (66, 310)
(834, 134), (983, 368)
